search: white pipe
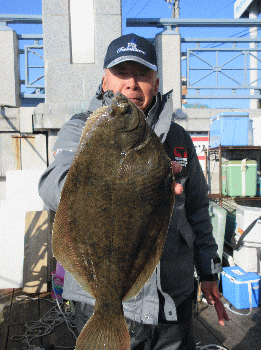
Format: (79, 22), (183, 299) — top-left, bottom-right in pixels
(249, 1), (259, 109)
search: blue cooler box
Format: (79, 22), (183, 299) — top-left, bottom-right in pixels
(209, 112), (251, 148)
(221, 266), (260, 309)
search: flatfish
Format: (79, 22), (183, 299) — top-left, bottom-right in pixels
(52, 92), (175, 350)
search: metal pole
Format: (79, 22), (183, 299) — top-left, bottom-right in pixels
(249, 1), (259, 109)
(174, 0), (180, 33)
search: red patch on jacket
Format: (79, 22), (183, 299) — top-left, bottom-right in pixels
(174, 147), (188, 178)
(174, 147), (187, 158)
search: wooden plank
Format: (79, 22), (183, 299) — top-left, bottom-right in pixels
(0, 324), (8, 350)
(6, 324), (42, 350)
(0, 289), (13, 322)
(221, 299), (261, 350)
(197, 298), (261, 350)
(0, 289), (13, 350)
(193, 317), (225, 348)
(4, 289), (42, 350)
(196, 302), (230, 347)
(41, 322), (77, 349)
(39, 292), (77, 349)
(10, 291), (52, 349)
(23, 210), (51, 294)
(39, 292), (57, 348)
(2, 287), (260, 350)
(5, 324), (25, 350)
(224, 302), (261, 331)
(9, 289), (39, 325)
(232, 328), (261, 350)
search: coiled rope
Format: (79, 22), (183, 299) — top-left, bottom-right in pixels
(11, 287), (77, 350)
(196, 343), (229, 350)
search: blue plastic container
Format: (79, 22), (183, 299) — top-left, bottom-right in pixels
(221, 266), (260, 309)
(209, 112), (251, 148)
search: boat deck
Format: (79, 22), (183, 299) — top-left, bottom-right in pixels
(1, 286), (260, 350)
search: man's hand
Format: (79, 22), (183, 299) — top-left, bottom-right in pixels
(171, 161), (183, 195)
(201, 280), (229, 326)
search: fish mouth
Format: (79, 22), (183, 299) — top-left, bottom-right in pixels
(113, 92), (143, 108)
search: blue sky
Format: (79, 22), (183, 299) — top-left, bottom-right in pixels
(1, 0), (252, 37)
(122, 0), (240, 37)
(1, 0), (261, 108)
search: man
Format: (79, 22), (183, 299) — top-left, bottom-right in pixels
(39, 33), (228, 349)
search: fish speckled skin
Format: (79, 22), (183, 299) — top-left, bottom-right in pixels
(52, 92), (175, 350)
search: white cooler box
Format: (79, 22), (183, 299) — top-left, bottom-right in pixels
(233, 236), (261, 273)
(233, 206), (261, 273)
(234, 205), (261, 244)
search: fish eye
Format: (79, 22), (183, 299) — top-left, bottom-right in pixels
(118, 102), (130, 114)
(108, 105), (117, 117)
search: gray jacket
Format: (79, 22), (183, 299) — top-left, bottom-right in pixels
(38, 86), (221, 324)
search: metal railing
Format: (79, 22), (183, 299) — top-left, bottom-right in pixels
(127, 18), (261, 102)
(126, 18), (261, 28)
(0, 14), (42, 24)
(2, 16), (261, 103)
(0, 15), (44, 101)
(18, 34), (44, 99)
(184, 38), (261, 100)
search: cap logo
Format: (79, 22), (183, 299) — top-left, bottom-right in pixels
(117, 38), (146, 55)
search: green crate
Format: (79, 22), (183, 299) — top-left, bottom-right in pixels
(209, 201), (227, 262)
(222, 160), (257, 197)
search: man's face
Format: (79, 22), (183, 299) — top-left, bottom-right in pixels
(102, 61), (159, 113)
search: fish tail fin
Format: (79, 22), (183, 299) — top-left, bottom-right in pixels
(75, 311), (130, 350)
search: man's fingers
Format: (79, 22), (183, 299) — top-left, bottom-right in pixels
(201, 281), (229, 326)
(214, 299), (229, 326)
(172, 183), (183, 195)
(171, 162), (183, 195)
(206, 297), (215, 305)
(171, 161), (182, 174)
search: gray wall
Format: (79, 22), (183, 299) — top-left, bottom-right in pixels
(0, 106), (47, 200)
(42, 0), (122, 105)
(34, 105), (261, 132)
(0, 26), (20, 107)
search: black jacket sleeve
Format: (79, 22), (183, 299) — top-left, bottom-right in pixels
(164, 122), (222, 277)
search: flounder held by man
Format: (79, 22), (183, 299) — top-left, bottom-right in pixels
(52, 92), (175, 350)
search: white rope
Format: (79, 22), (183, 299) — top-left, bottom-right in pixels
(196, 342), (229, 349)
(11, 291), (77, 350)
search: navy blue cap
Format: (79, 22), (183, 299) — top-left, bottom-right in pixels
(104, 33), (158, 71)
